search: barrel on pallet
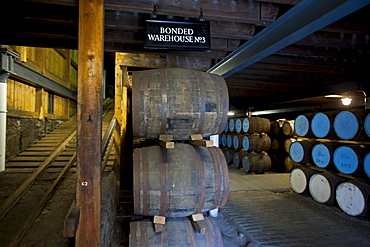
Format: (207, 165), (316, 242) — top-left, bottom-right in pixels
(133, 143), (229, 217)
(336, 180), (370, 216)
(129, 216), (223, 247)
(132, 68), (229, 140)
(290, 167), (316, 194)
(309, 173), (345, 204)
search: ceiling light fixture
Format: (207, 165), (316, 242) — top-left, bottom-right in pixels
(228, 112), (235, 116)
(341, 97), (352, 106)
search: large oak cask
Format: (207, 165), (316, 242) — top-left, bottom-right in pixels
(133, 143), (229, 217)
(132, 68), (229, 140)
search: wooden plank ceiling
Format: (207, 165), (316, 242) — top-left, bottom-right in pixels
(1, 0), (370, 115)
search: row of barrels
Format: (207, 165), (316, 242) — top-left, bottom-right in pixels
(220, 133), (271, 152)
(290, 167), (370, 217)
(131, 68), (229, 246)
(222, 148), (272, 174)
(224, 117), (271, 134)
(289, 140), (370, 178)
(294, 109), (370, 140)
(270, 120), (296, 137)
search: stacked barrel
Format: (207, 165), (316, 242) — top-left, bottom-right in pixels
(130, 68), (229, 246)
(269, 119), (300, 172)
(220, 117), (272, 174)
(289, 109), (370, 217)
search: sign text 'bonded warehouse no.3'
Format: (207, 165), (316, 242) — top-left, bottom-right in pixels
(144, 19), (211, 50)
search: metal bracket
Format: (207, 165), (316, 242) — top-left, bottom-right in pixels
(151, 3), (158, 19)
(0, 47), (19, 73)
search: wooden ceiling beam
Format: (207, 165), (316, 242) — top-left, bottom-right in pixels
(105, 0), (279, 25)
(116, 52), (212, 71)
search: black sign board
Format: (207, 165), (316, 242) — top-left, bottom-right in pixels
(144, 19), (211, 51)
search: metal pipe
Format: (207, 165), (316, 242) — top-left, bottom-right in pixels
(0, 73), (9, 172)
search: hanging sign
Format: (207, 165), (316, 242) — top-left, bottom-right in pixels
(144, 19), (211, 51)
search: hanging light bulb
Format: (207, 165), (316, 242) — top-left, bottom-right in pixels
(341, 97), (352, 106)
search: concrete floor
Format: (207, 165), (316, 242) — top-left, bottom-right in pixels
(221, 166), (370, 247)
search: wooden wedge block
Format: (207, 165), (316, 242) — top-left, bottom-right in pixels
(153, 215), (166, 232)
(190, 140), (214, 147)
(154, 215), (166, 225)
(158, 140), (175, 149)
(190, 134), (203, 141)
(159, 134), (173, 141)
(192, 220), (208, 235)
(191, 213), (204, 222)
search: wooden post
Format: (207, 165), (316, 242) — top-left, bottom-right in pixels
(76, 0), (104, 246)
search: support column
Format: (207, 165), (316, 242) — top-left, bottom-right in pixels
(0, 72), (9, 172)
(76, 0), (104, 246)
(0, 47), (19, 172)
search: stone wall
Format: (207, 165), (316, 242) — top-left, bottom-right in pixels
(6, 115), (64, 161)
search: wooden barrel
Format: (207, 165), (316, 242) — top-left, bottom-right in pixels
(284, 155), (300, 172)
(235, 118), (242, 133)
(241, 151), (270, 174)
(226, 134), (233, 148)
(289, 140), (314, 163)
(242, 134), (270, 152)
(260, 134), (272, 151)
(220, 134), (227, 148)
(336, 180), (370, 216)
(333, 145), (366, 175)
(223, 120), (229, 133)
(311, 142), (336, 169)
(271, 138), (281, 151)
(364, 113), (370, 138)
(260, 151), (272, 172)
(232, 150), (247, 168)
(129, 216), (223, 247)
(294, 114), (313, 137)
(232, 134), (243, 150)
(333, 110), (366, 140)
(309, 173), (345, 204)
(132, 68), (229, 140)
(271, 120), (284, 136)
(228, 119), (235, 132)
(222, 148), (234, 165)
(363, 152), (370, 179)
(282, 120), (295, 136)
(284, 137), (296, 153)
(241, 117), (270, 134)
(311, 112), (336, 139)
(290, 167), (316, 194)
(133, 143), (229, 217)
